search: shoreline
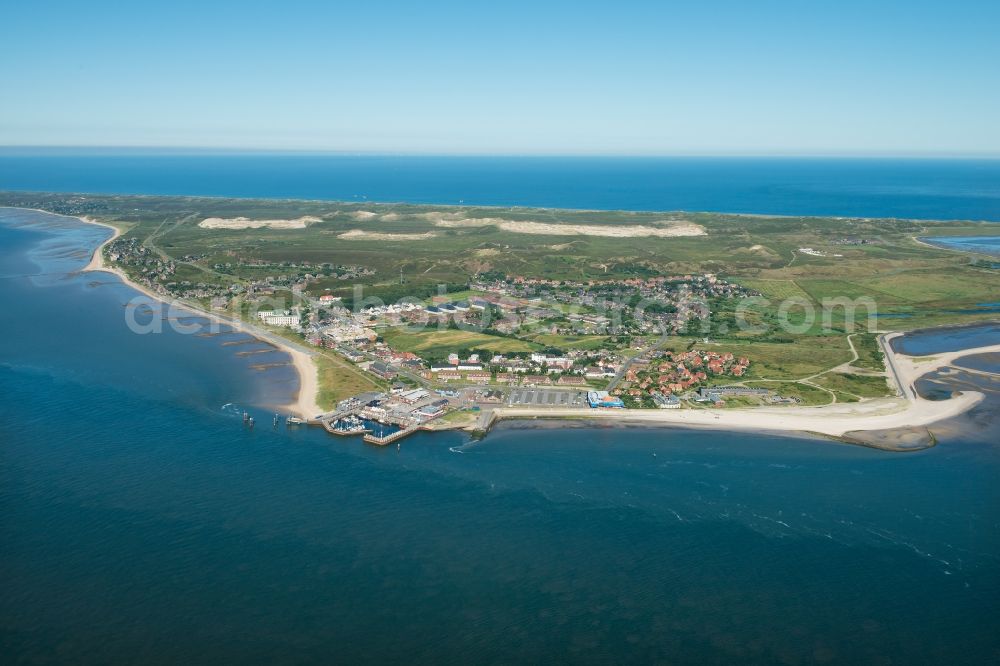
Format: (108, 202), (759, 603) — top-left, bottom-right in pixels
(4, 190), (999, 225)
(485, 389), (984, 438)
(10, 205), (995, 439)
(68, 211), (323, 419)
(914, 234), (1000, 258)
(474, 339), (1000, 449)
(70, 208), (1000, 437)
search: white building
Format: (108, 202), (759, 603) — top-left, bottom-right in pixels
(653, 393), (681, 409)
(398, 388), (430, 404)
(530, 353), (574, 370)
(257, 311), (299, 327)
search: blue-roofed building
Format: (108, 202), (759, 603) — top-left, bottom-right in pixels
(587, 390), (624, 408)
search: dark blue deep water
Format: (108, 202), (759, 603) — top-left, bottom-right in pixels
(2, 153), (1000, 220)
(2, 209), (1000, 664)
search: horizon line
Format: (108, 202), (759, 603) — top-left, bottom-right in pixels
(2, 145), (1000, 160)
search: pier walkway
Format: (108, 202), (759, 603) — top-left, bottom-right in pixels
(363, 426), (419, 446)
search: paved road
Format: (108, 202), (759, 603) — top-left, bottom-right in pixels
(879, 334), (912, 398)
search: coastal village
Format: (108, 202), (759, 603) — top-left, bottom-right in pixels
(241, 272), (800, 445)
(0, 192), (978, 453)
(67, 210), (913, 448)
(93, 240), (815, 444)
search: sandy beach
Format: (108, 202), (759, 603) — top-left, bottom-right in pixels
(492, 391), (984, 438)
(65, 209), (996, 435)
(75, 214), (324, 419)
(80, 216), (121, 270)
(490, 338), (1000, 439)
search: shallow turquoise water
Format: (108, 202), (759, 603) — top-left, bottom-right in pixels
(1, 210), (999, 664)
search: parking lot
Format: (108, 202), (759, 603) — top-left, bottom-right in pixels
(507, 388), (587, 407)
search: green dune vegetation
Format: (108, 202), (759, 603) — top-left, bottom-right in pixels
(4, 191), (997, 406)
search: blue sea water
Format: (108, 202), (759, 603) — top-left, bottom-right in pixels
(1, 153), (1000, 220)
(892, 322), (1000, 356)
(922, 235), (1000, 256)
(2, 209), (1000, 663)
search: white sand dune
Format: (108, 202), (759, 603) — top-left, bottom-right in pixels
(338, 229), (438, 241)
(341, 210), (705, 237)
(417, 211), (705, 237)
(198, 216), (320, 229)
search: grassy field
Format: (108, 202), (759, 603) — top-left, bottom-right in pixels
(795, 278), (885, 303)
(8, 191), (995, 296)
(529, 334), (612, 351)
(811, 371), (894, 399)
(855, 270), (1000, 304)
(5, 191), (999, 378)
(744, 381), (834, 406)
(381, 327), (541, 357)
(686, 336), (854, 380)
(245, 319), (383, 408)
(315, 353), (383, 408)
(852, 333), (886, 371)
(424, 289), (489, 304)
(738, 279), (813, 302)
(435, 409), (478, 425)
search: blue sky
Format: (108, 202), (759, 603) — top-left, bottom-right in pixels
(2, 0), (998, 155)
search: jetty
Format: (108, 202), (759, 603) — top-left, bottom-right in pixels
(363, 426), (420, 446)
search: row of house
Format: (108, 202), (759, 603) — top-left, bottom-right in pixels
(431, 370), (492, 384)
(495, 374), (587, 386)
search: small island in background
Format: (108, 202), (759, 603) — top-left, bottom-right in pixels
(4, 191), (997, 451)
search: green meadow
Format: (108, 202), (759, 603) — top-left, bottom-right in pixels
(4, 192), (997, 397)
